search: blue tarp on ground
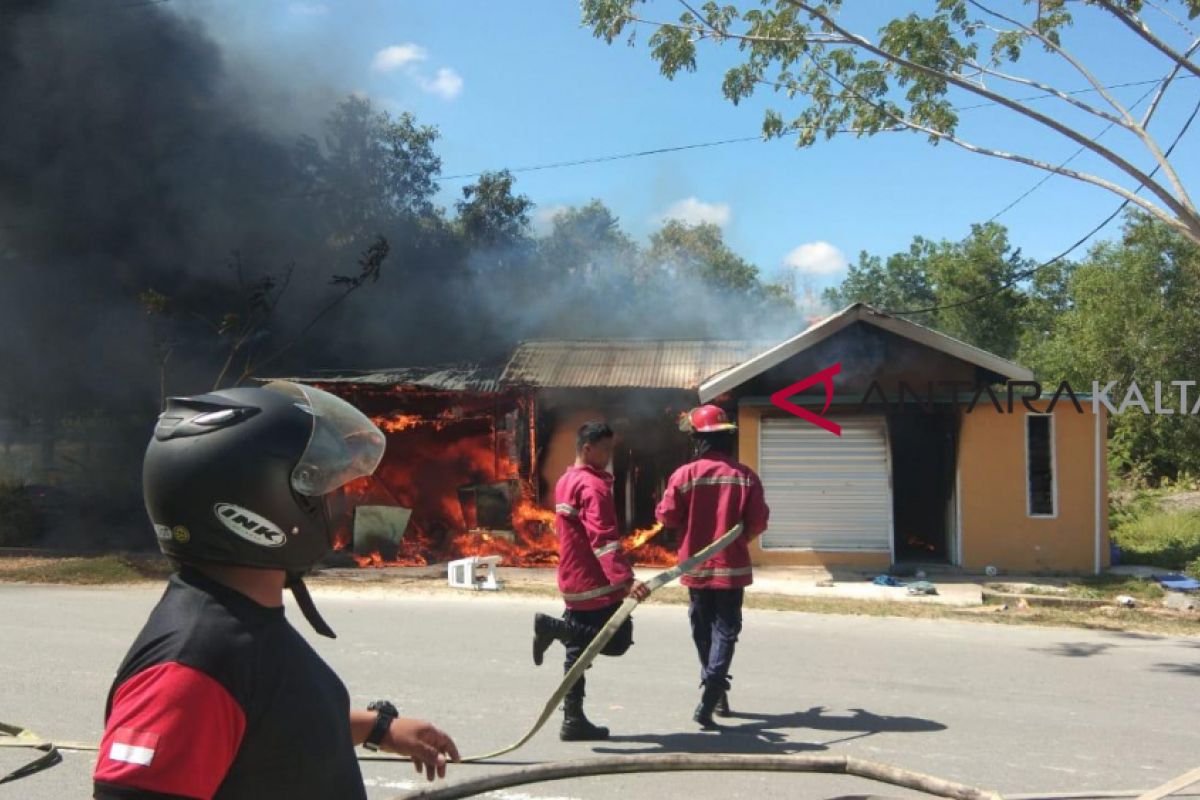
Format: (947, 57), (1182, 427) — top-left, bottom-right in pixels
(1155, 573), (1200, 592)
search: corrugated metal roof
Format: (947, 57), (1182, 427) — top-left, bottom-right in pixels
(264, 363), (504, 393)
(500, 340), (771, 389)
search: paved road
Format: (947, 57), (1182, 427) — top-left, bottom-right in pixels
(1, 584), (1198, 800)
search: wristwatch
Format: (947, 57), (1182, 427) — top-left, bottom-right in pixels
(363, 700), (399, 751)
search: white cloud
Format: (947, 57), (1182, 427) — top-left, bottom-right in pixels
(784, 241), (849, 275)
(371, 44), (428, 73)
(370, 46), (463, 101)
(657, 197), (732, 228)
(417, 67), (464, 100)
(288, 3), (329, 15)
(532, 205), (568, 236)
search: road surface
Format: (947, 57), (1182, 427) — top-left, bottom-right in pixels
(1, 583), (1198, 799)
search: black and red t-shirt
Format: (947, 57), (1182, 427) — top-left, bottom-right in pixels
(93, 568), (366, 800)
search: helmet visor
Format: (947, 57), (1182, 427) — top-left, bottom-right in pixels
(263, 381), (386, 497)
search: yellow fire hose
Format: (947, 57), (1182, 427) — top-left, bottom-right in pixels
(0, 522), (745, 782)
(458, 521), (745, 763)
(393, 753), (1004, 800)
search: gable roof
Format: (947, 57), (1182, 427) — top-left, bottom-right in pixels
(698, 303), (1034, 402)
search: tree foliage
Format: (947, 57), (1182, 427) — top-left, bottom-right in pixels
(582, 0), (1200, 243)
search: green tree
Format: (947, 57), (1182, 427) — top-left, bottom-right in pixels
(823, 245), (937, 312)
(647, 219), (761, 292)
(582, 0), (1200, 244)
(929, 223), (1030, 358)
(539, 200), (640, 283)
(825, 222), (1029, 357)
(294, 96), (441, 246)
(455, 170), (534, 249)
(1024, 214), (1200, 479)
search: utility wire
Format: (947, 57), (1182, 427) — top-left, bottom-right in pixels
(985, 81), (1163, 224)
(883, 90), (1200, 317)
(438, 75), (1196, 182)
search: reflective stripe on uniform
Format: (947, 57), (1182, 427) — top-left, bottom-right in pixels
(561, 582), (626, 603)
(592, 541), (620, 558)
(676, 476), (755, 494)
(555, 503), (579, 517)
(685, 565), (754, 578)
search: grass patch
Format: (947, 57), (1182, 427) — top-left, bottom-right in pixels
(1114, 509), (1200, 571)
(1065, 576), (1165, 601)
(1111, 480), (1200, 576)
(0, 554), (170, 584)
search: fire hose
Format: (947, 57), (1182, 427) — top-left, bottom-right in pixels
(393, 753), (1004, 800)
(7, 515), (1196, 800)
(456, 521), (745, 763)
(0, 522), (745, 784)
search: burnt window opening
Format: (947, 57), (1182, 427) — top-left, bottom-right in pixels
(1026, 414), (1055, 517)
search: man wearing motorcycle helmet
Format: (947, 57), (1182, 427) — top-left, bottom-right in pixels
(93, 381), (459, 800)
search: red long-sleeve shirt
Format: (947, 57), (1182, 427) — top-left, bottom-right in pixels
(554, 464), (634, 610)
(656, 451), (769, 589)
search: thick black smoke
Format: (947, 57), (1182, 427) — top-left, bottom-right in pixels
(0, 0), (811, 546)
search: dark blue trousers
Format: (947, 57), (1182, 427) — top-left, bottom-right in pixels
(688, 587), (744, 690)
(562, 602), (634, 701)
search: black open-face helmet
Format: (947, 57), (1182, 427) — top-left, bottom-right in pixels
(143, 380), (385, 637)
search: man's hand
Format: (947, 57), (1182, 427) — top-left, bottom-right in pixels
(629, 580), (651, 602)
(383, 718), (460, 782)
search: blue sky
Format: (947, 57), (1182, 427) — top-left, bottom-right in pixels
(192, 0), (1200, 295)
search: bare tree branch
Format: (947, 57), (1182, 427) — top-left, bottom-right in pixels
(784, 0), (1200, 229)
(1144, 35), (1200, 127)
(966, 0), (1192, 209)
(963, 60), (1134, 127)
(1143, 0), (1199, 38)
(234, 237), (389, 385)
(801, 55), (1200, 242)
(1095, 0), (1200, 79)
(968, 0), (1138, 123)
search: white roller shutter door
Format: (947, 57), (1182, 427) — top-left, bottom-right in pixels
(759, 416), (893, 552)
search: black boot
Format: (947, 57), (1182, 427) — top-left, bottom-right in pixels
(534, 614), (597, 666)
(532, 613), (562, 667)
(560, 695), (609, 741)
(715, 675), (732, 717)
(693, 682), (724, 730)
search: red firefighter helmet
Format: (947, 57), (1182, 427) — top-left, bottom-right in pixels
(679, 405), (737, 433)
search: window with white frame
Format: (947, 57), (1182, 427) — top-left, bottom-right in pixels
(1026, 414), (1056, 517)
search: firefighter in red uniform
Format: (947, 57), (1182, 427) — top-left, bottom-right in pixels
(530, 421), (650, 741)
(656, 405), (769, 729)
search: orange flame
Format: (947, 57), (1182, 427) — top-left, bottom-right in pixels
(331, 408), (677, 569)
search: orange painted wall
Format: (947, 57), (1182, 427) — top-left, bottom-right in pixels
(738, 403), (1108, 574)
(539, 409), (606, 509)
(958, 403), (1108, 574)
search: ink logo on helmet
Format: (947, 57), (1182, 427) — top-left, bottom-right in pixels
(213, 503), (286, 548)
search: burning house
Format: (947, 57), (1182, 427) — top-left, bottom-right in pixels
(275, 303), (1110, 576)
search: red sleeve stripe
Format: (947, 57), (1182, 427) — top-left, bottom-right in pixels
(94, 661), (246, 800)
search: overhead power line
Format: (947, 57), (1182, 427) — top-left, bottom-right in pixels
(438, 75), (1197, 182)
